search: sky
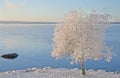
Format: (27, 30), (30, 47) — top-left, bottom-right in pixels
(0, 0), (119, 22)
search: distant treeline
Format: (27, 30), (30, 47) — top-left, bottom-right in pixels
(0, 21), (57, 24)
(0, 21), (119, 24)
(110, 22), (120, 24)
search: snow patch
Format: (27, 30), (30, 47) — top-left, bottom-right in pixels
(0, 68), (119, 78)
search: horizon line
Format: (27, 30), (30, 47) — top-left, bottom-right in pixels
(0, 21), (120, 24)
(0, 21), (58, 24)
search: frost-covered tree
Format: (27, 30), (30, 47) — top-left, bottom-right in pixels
(51, 11), (112, 75)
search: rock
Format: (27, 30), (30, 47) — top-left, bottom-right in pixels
(1, 53), (18, 59)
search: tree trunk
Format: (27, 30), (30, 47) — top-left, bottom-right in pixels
(81, 61), (86, 75)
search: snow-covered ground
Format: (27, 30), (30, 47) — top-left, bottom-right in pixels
(0, 67), (120, 78)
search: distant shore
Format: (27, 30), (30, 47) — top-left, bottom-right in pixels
(110, 22), (120, 24)
(0, 21), (120, 24)
(0, 21), (57, 24)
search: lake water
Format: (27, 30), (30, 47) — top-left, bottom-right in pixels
(0, 24), (120, 72)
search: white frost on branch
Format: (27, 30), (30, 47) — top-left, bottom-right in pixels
(51, 11), (112, 64)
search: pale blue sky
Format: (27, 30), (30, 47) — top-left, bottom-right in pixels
(0, 0), (119, 22)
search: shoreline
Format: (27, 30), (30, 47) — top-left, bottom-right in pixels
(0, 67), (120, 78)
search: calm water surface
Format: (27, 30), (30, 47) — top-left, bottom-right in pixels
(0, 24), (120, 72)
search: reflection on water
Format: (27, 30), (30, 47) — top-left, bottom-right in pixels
(0, 24), (120, 72)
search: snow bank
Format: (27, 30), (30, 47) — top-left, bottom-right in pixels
(0, 67), (119, 78)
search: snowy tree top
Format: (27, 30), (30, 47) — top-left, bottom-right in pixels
(51, 11), (112, 64)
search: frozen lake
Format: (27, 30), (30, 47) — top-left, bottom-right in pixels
(0, 24), (120, 72)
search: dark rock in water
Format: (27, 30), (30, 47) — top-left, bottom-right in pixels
(1, 53), (18, 59)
